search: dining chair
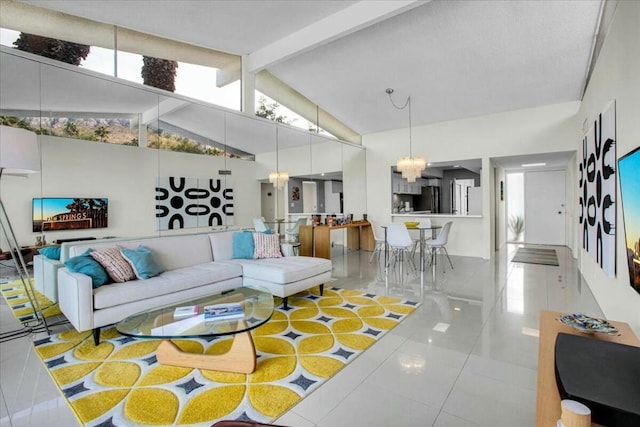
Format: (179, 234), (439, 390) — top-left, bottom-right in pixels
(386, 223), (416, 282)
(410, 217), (432, 256)
(284, 217), (307, 242)
(252, 217), (269, 233)
(426, 221), (454, 272)
(368, 220), (386, 264)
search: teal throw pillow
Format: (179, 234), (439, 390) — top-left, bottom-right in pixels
(38, 246), (61, 260)
(232, 231), (255, 259)
(64, 249), (110, 288)
(120, 245), (164, 279)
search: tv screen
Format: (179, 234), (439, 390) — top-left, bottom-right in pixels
(618, 146), (640, 295)
(32, 198), (108, 232)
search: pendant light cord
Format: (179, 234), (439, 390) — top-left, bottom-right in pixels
(275, 125), (279, 173)
(386, 89), (413, 156)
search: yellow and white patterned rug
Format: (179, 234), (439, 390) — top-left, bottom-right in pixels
(34, 286), (419, 426)
(1, 278), (61, 322)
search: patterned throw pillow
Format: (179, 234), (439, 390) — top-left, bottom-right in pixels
(253, 232), (282, 259)
(90, 246), (136, 282)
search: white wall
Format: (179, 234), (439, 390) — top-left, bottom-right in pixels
(363, 101), (580, 259)
(1, 136), (259, 246)
(576, 0), (640, 333)
(565, 153), (578, 254)
(324, 181), (341, 213)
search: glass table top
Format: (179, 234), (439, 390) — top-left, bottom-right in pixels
(116, 287), (274, 339)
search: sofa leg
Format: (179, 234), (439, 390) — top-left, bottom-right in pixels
(92, 328), (101, 346)
(282, 297), (288, 310)
(319, 283), (324, 295)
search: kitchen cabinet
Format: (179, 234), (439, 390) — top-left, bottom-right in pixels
(392, 175), (425, 194)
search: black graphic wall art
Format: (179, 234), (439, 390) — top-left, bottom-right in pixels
(579, 101), (616, 277)
(155, 176), (234, 230)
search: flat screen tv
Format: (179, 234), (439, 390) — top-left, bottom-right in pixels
(618, 146), (640, 295)
(32, 198), (108, 232)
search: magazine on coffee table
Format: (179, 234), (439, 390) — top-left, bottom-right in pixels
(204, 302), (244, 321)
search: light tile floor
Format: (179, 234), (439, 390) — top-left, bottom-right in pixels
(0, 244), (603, 426)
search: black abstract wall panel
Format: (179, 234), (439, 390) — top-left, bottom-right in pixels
(155, 176), (234, 230)
(579, 101), (616, 277)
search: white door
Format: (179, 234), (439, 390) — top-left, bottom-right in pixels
(452, 179), (475, 215)
(524, 170), (566, 245)
(303, 181), (317, 213)
(260, 183), (275, 222)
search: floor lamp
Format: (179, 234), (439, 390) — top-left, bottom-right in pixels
(0, 125), (50, 339)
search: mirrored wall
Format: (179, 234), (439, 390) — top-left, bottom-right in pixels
(0, 46), (366, 248)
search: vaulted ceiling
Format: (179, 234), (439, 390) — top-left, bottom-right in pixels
(24, 0), (603, 137)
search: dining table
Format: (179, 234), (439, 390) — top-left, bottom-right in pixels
(382, 223), (441, 287)
(264, 219), (294, 235)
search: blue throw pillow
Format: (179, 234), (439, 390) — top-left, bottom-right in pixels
(38, 246), (61, 260)
(120, 245), (164, 279)
(232, 231), (255, 259)
(64, 249), (110, 288)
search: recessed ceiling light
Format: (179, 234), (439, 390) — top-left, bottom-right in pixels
(453, 165), (460, 168)
(453, 307), (461, 311)
(521, 162), (547, 167)
(427, 163), (431, 166)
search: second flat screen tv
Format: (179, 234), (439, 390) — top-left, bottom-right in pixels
(618, 146), (640, 295)
(32, 198), (108, 232)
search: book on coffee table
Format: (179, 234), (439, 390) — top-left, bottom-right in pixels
(151, 314), (205, 335)
(204, 302), (244, 321)
(173, 305), (198, 319)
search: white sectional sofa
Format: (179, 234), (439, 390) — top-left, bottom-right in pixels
(57, 231), (332, 345)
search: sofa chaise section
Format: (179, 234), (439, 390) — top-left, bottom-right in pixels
(208, 231), (332, 308)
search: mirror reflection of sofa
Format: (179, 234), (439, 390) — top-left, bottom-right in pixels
(32, 237), (99, 303)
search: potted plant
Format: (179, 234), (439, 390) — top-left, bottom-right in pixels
(509, 215), (524, 240)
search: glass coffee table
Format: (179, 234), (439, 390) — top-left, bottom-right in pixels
(116, 287), (274, 374)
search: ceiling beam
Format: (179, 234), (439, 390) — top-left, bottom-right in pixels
(141, 97), (188, 125)
(245, 0), (427, 73)
(256, 71), (361, 144)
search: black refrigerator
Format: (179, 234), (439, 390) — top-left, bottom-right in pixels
(413, 186), (440, 213)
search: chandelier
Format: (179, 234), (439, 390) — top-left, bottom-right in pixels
(386, 88), (425, 183)
(269, 171), (289, 189)
(270, 126), (289, 189)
